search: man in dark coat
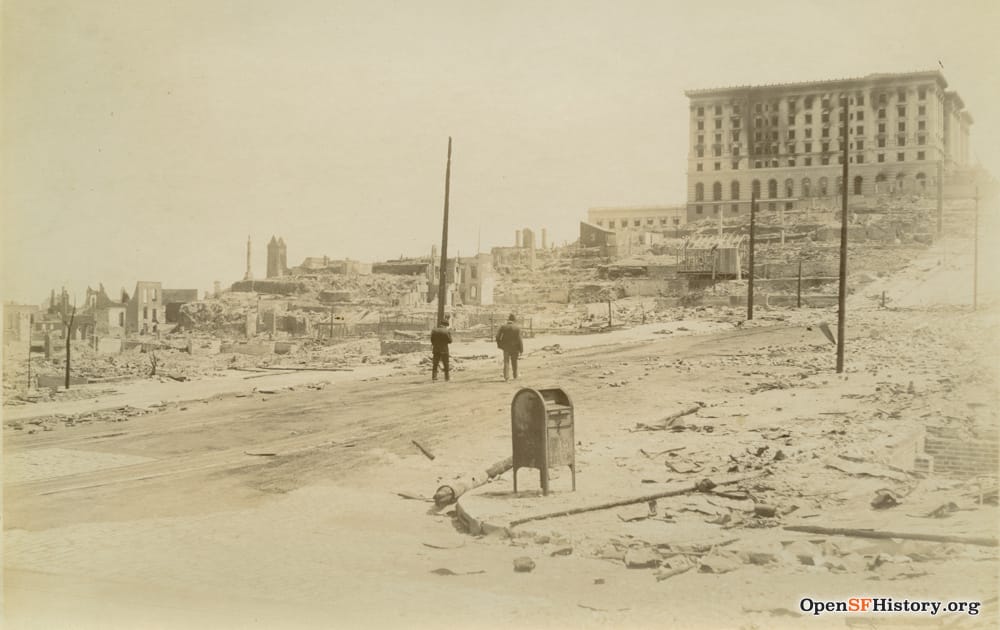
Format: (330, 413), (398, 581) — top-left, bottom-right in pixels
(430, 316), (453, 381)
(495, 313), (523, 382)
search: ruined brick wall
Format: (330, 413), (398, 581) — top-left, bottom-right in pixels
(923, 427), (999, 478)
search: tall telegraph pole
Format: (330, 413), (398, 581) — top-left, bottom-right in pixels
(973, 186), (979, 311)
(436, 138), (453, 325)
(836, 95), (849, 373)
(747, 192), (757, 320)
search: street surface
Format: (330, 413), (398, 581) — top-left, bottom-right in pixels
(4, 231), (999, 630)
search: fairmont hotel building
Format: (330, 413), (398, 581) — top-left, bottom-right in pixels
(684, 70), (972, 221)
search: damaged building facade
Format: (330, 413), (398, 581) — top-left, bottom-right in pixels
(684, 70), (974, 222)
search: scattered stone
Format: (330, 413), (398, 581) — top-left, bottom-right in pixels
(624, 548), (660, 569)
(753, 504), (777, 518)
(513, 557), (536, 573)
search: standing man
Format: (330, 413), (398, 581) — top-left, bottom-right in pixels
(430, 316), (452, 381)
(495, 313), (523, 382)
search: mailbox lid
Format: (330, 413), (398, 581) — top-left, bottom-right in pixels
(538, 388), (572, 408)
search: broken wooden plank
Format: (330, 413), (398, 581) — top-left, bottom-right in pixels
(783, 525), (997, 547)
(824, 457), (910, 482)
(634, 404), (703, 431)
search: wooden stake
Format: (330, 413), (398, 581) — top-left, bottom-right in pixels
(412, 440), (436, 461)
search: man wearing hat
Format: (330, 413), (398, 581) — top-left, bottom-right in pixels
(495, 313), (524, 382)
(430, 316), (453, 381)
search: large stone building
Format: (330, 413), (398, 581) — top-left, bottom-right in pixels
(684, 70), (973, 221)
(586, 206), (687, 233)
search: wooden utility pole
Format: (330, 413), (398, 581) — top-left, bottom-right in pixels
(937, 160), (944, 235)
(974, 186), (979, 310)
(437, 137), (452, 325)
(747, 192), (757, 319)
(836, 95), (849, 373)
(26, 333), (32, 391)
(797, 260), (803, 308)
(63, 304), (76, 389)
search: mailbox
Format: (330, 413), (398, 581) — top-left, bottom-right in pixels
(511, 387), (576, 495)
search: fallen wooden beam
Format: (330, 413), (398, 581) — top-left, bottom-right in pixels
(433, 456), (513, 507)
(510, 476), (753, 527)
(244, 371), (295, 380)
(783, 525), (997, 548)
(258, 366), (354, 372)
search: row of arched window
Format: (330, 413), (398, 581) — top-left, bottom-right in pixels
(694, 172), (928, 201)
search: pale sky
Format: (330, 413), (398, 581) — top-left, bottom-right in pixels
(3, 0), (999, 304)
